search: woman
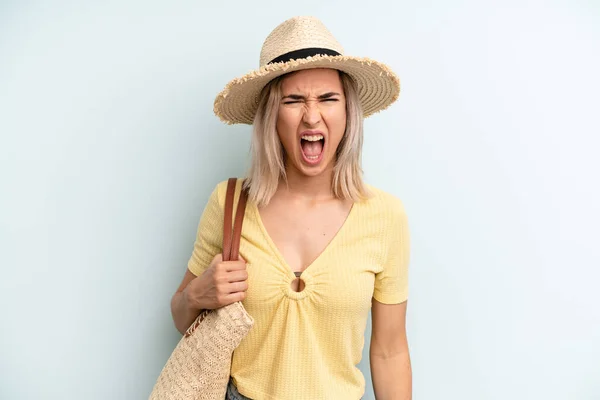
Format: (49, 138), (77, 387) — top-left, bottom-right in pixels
(171, 16), (411, 400)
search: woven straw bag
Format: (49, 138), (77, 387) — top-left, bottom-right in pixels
(150, 178), (254, 400)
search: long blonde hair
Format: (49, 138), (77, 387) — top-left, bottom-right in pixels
(244, 70), (370, 207)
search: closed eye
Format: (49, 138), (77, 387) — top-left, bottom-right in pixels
(285, 99), (337, 102)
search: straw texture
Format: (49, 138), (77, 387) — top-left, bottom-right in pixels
(149, 302), (254, 400)
(213, 16), (401, 125)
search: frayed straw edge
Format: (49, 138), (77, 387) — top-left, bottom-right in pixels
(213, 54), (401, 125)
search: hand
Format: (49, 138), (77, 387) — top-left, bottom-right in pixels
(184, 254), (248, 310)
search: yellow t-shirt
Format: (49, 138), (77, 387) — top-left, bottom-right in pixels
(187, 179), (410, 400)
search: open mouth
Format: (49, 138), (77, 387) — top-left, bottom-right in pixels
(300, 134), (325, 164)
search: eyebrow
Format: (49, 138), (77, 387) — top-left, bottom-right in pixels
(281, 92), (342, 100)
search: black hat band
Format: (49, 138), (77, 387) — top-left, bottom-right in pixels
(268, 48), (341, 64)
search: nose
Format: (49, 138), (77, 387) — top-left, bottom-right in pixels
(302, 101), (321, 127)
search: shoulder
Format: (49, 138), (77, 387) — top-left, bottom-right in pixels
(362, 185), (410, 256)
(211, 178), (246, 208)
(362, 184), (408, 221)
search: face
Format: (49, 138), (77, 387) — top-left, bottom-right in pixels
(276, 68), (347, 178)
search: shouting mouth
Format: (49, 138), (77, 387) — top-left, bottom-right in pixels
(300, 132), (325, 165)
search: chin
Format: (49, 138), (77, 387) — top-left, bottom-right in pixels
(300, 168), (326, 177)
(295, 158), (333, 177)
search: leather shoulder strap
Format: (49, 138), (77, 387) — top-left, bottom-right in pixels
(222, 178), (248, 262)
(222, 178), (236, 261)
(230, 184), (248, 261)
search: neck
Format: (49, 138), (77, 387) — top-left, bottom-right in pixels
(279, 164), (335, 201)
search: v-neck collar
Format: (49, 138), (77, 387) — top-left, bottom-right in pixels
(251, 200), (357, 278)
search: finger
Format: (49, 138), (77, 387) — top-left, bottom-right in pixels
(223, 291), (247, 304)
(222, 260), (247, 272)
(227, 269), (248, 283)
(227, 281), (248, 294)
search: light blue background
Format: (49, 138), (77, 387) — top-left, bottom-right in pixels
(1, 1), (599, 399)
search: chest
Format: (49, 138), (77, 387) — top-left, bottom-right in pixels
(239, 201), (388, 316)
(257, 199), (353, 273)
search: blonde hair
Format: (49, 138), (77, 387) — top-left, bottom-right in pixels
(244, 70), (370, 207)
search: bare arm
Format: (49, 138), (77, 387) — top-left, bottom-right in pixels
(370, 299), (412, 400)
(170, 270), (203, 335)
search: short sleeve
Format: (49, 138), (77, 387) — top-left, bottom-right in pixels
(373, 199), (411, 304)
(187, 184), (224, 277)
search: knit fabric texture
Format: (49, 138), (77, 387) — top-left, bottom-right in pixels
(188, 179), (410, 399)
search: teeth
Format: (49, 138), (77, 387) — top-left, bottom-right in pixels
(301, 134), (324, 142)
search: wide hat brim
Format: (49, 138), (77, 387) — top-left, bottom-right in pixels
(213, 54), (401, 125)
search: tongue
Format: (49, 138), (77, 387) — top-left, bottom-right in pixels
(301, 140), (323, 157)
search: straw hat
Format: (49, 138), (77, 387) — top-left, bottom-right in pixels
(213, 16), (401, 125)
